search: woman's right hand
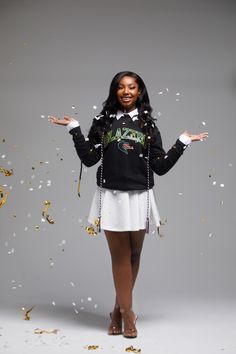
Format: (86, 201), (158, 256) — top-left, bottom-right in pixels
(48, 115), (76, 126)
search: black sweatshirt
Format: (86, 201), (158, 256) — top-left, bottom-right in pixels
(69, 115), (188, 191)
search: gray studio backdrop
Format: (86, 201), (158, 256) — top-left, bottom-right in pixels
(0, 0), (235, 310)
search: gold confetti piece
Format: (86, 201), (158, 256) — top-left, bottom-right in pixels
(0, 186), (8, 208)
(34, 328), (59, 334)
(85, 218), (100, 236)
(85, 225), (97, 236)
(22, 305), (35, 320)
(42, 200), (55, 224)
(125, 346), (141, 353)
(84, 345), (100, 350)
(0, 166), (14, 176)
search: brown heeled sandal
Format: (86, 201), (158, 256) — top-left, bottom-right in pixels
(107, 311), (122, 335)
(120, 309), (138, 338)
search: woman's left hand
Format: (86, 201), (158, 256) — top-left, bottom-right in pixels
(181, 130), (209, 142)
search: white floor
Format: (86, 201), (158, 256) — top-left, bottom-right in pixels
(0, 297), (236, 354)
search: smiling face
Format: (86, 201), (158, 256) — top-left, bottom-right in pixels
(116, 76), (141, 112)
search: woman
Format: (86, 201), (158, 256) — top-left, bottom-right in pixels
(49, 71), (208, 338)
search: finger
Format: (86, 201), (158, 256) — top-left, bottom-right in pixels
(64, 116), (75, 121)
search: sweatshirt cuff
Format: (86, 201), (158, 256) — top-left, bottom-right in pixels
(178, 134), (191, 145)
(66, 120), (80, 132)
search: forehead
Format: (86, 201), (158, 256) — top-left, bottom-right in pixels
(118, 76), (138, 86)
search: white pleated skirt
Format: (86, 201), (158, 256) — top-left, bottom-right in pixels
(88, 186), (161, 231)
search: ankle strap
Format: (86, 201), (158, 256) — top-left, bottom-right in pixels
(120, 308), (133, 313)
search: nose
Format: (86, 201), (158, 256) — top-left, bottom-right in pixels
(123, 86), (130, 95)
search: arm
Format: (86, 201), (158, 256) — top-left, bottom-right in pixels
(149, 126), (208, 176)
(49, 115), (101, 167)
(68, 124), (101, 167)
(149, 127), (188, 176)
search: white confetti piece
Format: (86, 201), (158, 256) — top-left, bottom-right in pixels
(87, 297), (92, 301)
(176, 92), (180, 96)
(70, 281), (75, 287)
(220, 183), (224, 188)
(93, 105), (97, 110)
(52, 301), (56, 306)
(202, 121), (206, 126)
(212, 181), (216, 186)
(158, 91), (163, 95)
(1, 154), (6, 159)
(208, 233), (213, 238)
(41, 115), (45, 119)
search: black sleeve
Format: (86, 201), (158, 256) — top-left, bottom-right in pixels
(149, 127), (188, 176)
(69, 125), (101, 167)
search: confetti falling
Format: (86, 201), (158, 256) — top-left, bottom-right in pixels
(42, 200), (55, 224)
(157, 219), (167, 238)
(85, 226), (97, 236)
(0, 166), (14, 176)
(22, 305), (35, 321)
(85, 218), (100, 236)
(0, 186), (8, 208)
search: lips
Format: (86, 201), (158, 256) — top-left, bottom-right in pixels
(121, 97), (132, 102)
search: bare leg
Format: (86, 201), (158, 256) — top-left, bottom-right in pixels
(130, 229), (145, 287)
(105, 230), (133, 310)
(105, 229), (145, 337)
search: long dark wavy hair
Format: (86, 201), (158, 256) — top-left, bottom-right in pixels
(88, 71), (157, 146)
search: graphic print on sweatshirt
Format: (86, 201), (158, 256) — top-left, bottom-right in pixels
(104, 127), (145, 154)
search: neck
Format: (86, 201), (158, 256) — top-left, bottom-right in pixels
(123, 106), (136, 113)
